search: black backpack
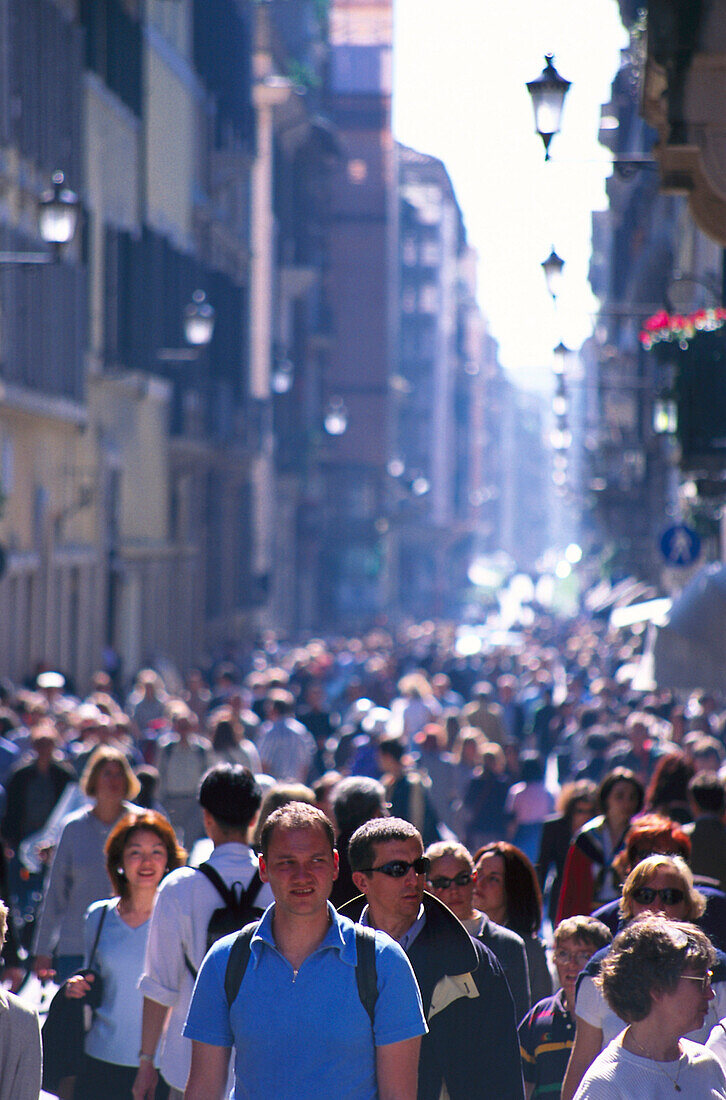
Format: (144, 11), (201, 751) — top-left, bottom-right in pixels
(184, 862), (265, 979)
(223, 921), (378, 1024)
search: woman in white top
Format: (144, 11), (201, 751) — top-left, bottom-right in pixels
(563, 855), (726, 1099)
(65, 810), (185, 1099)
(573, 915), (726, 1099)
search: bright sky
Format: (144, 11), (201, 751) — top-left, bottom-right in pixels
(392, 0), (630, 391)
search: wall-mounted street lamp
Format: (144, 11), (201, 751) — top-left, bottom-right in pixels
(157, 290), (216, 362)
(271, 349), (295, 395)
(323, 396), (348, 436)
(553, 341), (571, 376)
(0, 172), (80, 264)
(183, 290), (216, 347)
(527, 58), (655, 176)
(542, 247), (565, 300)
(653, 397), (678, 435)
(526, 55), (571, 161)
(552, 373), (568, 418)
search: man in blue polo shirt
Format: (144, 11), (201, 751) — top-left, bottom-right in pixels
(183, 802), (427, 1099)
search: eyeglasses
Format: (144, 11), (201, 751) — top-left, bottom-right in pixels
(553, 949), (594, 968)
(361, 856), (430, 878)
(681, 971), (713, 993)
(428, 871), (473, 890)
(631, 886), (685, 906)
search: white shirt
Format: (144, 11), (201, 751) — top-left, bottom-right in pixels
(138, 841), (273, 1090)
(574, 1035), (726, 1099)
(576, 972), (726, 1046)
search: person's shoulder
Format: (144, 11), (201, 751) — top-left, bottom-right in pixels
(1, 988), (40, 1029)
(681, 1036), (724, 1067)
(155, 864), (198, 897)
(59, 804), (93, 830)
(482, 914), (526, 949)
(86, 897), (116, 919)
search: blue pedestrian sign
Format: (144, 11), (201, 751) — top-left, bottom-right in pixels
(659, 523), (701, 566)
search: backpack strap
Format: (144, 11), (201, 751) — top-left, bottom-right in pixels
(197, 861), (237, 907)
(354, 925), (378, 1027)
(224, 922), (259, 1007)
(184, 866), (264, 982)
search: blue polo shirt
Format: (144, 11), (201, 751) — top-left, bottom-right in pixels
(184, 902), (427, 1099)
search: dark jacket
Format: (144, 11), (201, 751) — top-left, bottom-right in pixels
(2, 758), (75, 848)
(342, 891), (524, 1100)
(684, 815), (726, 893)
(536, 813), (572, 924)
(470, 912), (531, 1024)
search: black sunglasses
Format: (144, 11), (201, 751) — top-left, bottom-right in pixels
(428, 871), (473, 890)
(362, 856), (431, 878)
(631, 886), (685, 906)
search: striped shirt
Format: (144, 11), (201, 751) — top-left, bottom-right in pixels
(519, 987), (575, 1097)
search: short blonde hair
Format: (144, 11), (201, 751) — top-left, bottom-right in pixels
(620, 854), (706, 923)
(81, 745), (141, 802)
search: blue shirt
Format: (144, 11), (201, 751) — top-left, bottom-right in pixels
(83, 898), (152, 1067)
(184, 902), (427, 1100)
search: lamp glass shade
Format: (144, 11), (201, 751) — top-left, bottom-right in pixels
(324, 397), (348, 435)
(271, 356), (294, 394)
(184, 290), (215, 346)
(526, 55), (571, 144)
(542, 247), (565, 299)
(553, 341), (571, 375)
(38, 172), (80, 244)
(552, 394), (568, 418)
(653, 398), (677, 434)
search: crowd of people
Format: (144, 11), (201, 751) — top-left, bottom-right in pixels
(0, 612), (726, 1096)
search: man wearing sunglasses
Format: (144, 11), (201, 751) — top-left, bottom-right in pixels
(183, 802), (427, 1100)
(345, 818), (525, 1100)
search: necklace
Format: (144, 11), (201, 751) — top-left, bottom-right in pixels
(627, 1030), (683, 1092)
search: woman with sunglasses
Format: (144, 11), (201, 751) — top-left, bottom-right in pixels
(425, 841), (531, 1022)
(562, 855), (726, 1099)
(572, 916), (726, 1099)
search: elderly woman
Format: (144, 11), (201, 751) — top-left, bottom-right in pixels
(573, 916), (726, 1098)
(562, 855), (726, 1100)
(33, 746), (141, 982)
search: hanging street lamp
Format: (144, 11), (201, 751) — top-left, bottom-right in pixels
(526, 54), (571, 161)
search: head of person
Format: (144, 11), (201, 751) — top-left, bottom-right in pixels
(612, 813), (691, 882)
(30, 722), (60, 766)
(556, 779), (597, 836)
(520, 750), (545, 786)
(198, 763), (262, 840)
(645, 751), (694, 811)
(553, 915), (613, 1006)
(472, 841), (542, 937)
(252, 782), (316, 850)
(81, 745), (141, 805)
(425, 841), (476, 923)
(267, 688), (295, 720)
(105, 810), (186, 899)
(687, 734), (724, 775)
(211, 716), (238, 752)
(597, 915), (715, 1033)
(377, 737), (406, 775)
(619, 854), (706, 924)
(332, 776), (388, 838)
(688, 771), (726, 817)
(259, 802), (338, 912)
(597, 767), (644, 830)
(349, 818), (427, 933)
